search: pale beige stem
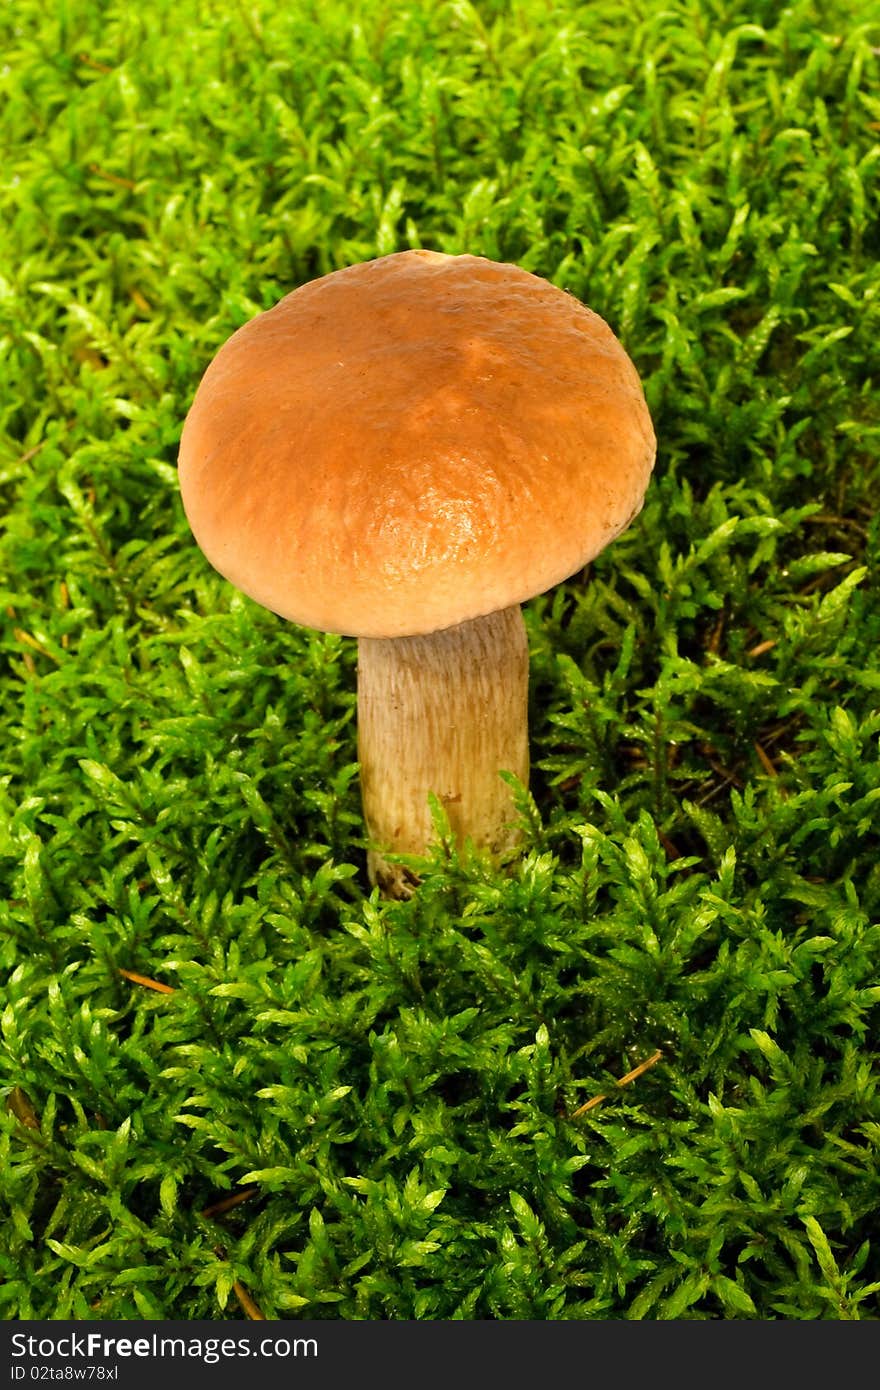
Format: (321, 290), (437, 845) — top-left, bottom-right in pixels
(357, 605), (529, 897)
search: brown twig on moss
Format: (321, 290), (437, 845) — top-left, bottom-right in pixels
(746, 638), (777, 658)
(570, 1049), (663, 1118)
(201, 1188), (259, 1220)
(753, 741), (778, 777)
(118, 968), (175, 995)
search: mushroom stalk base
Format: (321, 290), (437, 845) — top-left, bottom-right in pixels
(357, 606), (529, 897)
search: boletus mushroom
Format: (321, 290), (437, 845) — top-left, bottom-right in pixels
(178, 251), (655, 896)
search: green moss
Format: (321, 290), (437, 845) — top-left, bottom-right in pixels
(1, 0), (879, 1320)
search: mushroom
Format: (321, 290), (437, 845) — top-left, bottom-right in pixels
(178, 251), (655, 896)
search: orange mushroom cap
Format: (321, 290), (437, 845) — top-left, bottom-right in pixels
(178, 251), (656, 638)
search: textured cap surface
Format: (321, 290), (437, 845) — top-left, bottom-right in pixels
(178, 251), (656, 638)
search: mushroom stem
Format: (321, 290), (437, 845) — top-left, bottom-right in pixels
(357, 605), (529, 897)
